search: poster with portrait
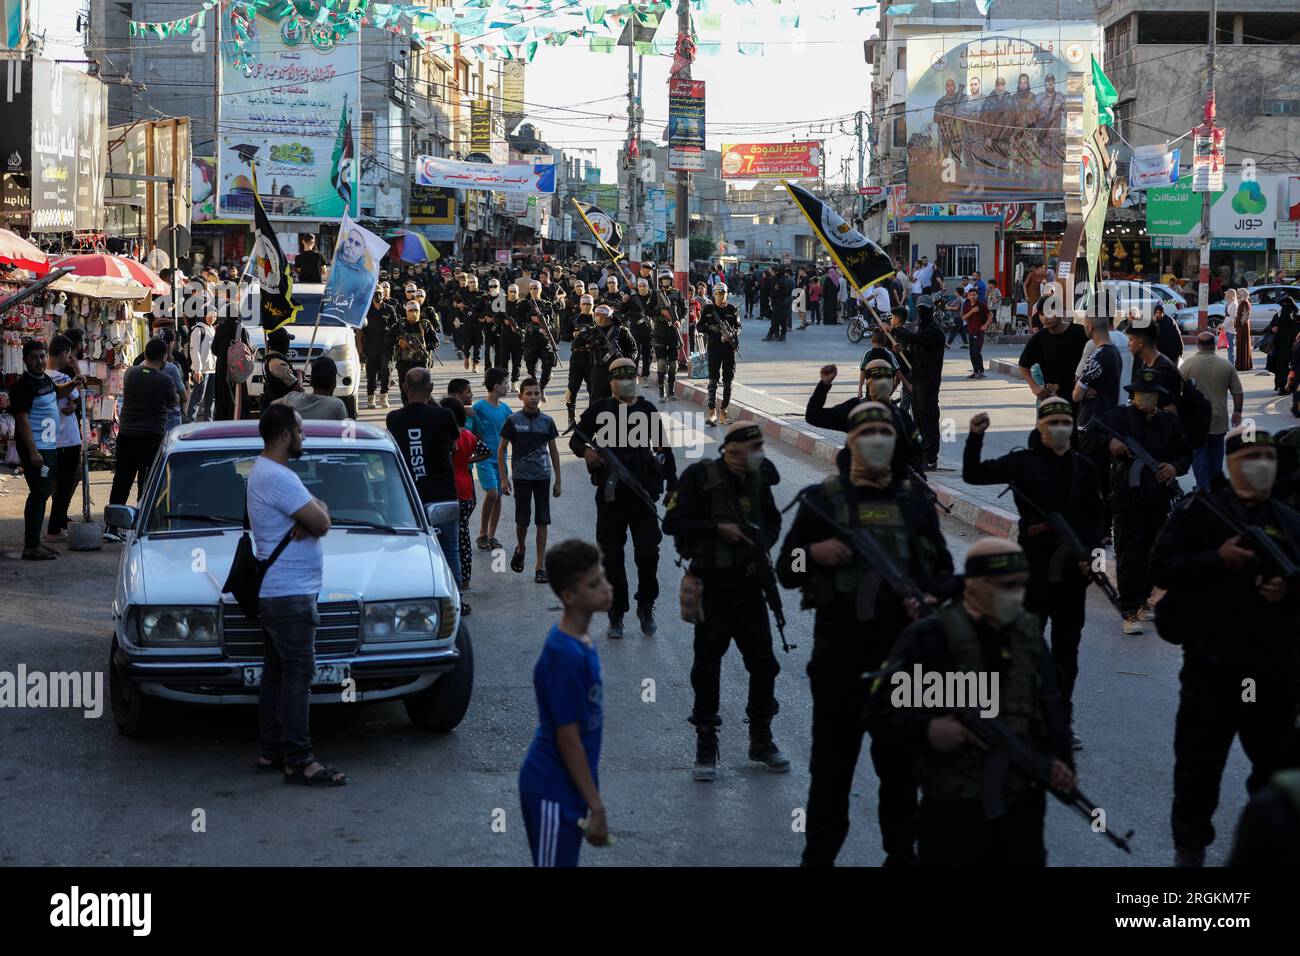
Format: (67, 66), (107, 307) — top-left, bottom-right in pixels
(319, 213), (387, 327)
(904, 25), (1100, 203)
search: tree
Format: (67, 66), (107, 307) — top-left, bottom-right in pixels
(689, 234), (714, 262)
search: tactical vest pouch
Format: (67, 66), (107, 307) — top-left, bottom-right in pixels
(680, 573), (705, 623)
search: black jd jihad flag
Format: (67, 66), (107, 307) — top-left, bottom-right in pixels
(783, 181), (895, 291)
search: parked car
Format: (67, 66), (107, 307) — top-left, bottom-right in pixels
(1175, 284), (1299, 334)
(241, 284), (362, 417)
(105, 420), (472, 737)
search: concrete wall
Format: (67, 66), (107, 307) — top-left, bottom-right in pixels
(906, 219), (997, 288)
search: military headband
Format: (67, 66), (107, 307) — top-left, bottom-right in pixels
(1037, 398), (1074, 420)
(965, 550), (1030, 577)
(722, 424), (763, 446)
(846, 404), (894, 431)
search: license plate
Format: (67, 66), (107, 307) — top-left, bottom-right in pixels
(241, 663), (351, 688)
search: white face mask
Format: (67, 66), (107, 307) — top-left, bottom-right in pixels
(615, 378), (638, 399)
(855, 433), (895, 469)
(990, 588), (1026, 626)
(1237, 458), (1277, 493)
(746, 450), (765, 473)
(1043, 423), (1073, 451)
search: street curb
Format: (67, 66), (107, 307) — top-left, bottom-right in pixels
(987, 357), (1022, 379)
(671, 378), (1018, 539)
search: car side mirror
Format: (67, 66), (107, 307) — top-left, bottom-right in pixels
(425, 501), (459, 528)
(105, 504), (137, 530)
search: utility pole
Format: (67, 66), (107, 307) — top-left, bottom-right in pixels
(1195, 0), (1218, 334)
(673, 0), (690, 292)
(626, 39), (640, 264)
(855, 110), (866, 221)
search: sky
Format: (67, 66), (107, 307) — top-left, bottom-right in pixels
(517, 3), (875, 189)
(25, 0), (879, 190)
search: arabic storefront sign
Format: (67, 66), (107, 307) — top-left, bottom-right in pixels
(471, 98), (492, 155)
(1274, 220), (1300, 252)
(0, 60), (31, 174)
(720, 142), (823, 180)
(502, 62), (525, 124)
(410, 185), (456, 225)
(668, 78), (705, 172)
(884, 184), (1037, 233)
(904, 26), (1101, 203)
(416, 156), (556, 195)
(1, 173), (30, 215)
(217, 10), (360, 221)
(31, 60), (107, 233)
(1147, 174), (1281, 246)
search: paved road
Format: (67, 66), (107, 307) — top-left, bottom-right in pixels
(0, 358), (1253, 866)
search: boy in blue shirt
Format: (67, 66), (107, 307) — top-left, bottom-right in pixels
(519, 539), (612, 866)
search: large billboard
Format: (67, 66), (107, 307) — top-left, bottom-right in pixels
(31, 61), (106, 232)
(720, 142), (822, 181)
(904, 25), (1100, 203)
(217, 10), (360, 221)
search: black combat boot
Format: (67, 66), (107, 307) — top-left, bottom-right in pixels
(636, 601), (657, 636)
(690, 715), (721, 782)
(747, 713), (791, 772)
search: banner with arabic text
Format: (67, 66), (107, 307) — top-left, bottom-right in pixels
(416, 156), (555, 195)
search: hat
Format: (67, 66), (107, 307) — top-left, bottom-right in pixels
(1124, 367), (1169, 396)
(1226, 427), (1274, 458)
(916, 294), (934, 311)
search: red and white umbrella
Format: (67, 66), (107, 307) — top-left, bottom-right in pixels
(0, 228), (49, 276)
(51, 253), (170, 295)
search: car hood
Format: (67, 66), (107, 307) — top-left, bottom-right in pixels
(125, 529), (446, 606)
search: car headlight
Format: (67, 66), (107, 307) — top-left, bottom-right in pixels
(326, 344), (351, 362)
(138, 606), (221, 645)
(364, 601), (441, 642)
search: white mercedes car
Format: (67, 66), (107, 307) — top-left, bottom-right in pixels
(105, 420), (471, 737)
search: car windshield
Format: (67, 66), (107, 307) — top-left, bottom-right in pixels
(144, 449), (420, 533)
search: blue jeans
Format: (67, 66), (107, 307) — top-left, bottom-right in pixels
(188, 372), (216, 421)
(257, 595), (319, 767)
(1192, 432), (1226, 491)
(434, 515), (461, 592)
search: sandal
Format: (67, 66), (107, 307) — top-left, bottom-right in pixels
(489, 537), (504, 551)
(535, 569), (549, 584)
(255, 756), (285, 774)
(511, 548), (526, 573)
(284, 762), (347, 787)
(476, 535), (491, 551)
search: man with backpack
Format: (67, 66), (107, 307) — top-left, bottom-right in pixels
(1181, 331), (1243, 490)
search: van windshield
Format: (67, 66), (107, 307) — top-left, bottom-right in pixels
(144, 449), (421, 533)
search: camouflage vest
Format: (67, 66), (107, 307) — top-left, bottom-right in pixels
(800, 474), (937, 613)
(915, 604), (1044, 804)
(686, 459), (761, 573)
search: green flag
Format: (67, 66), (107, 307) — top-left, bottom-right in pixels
(1092, 55), (1118, 127)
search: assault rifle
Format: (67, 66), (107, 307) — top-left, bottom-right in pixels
(791, 486), (934, 625)
(715, 308), (742, 357)
(1090, 418), (1187, 499)
(705, 472), (792, 653)
(998, 482), (1122, 613)
(527, 297), (564, 370)
(956, 709), (1134, 854)
(569, 424), (662, 526)
(906, 465), (952, 514)
(1189, 489), (1300, 583)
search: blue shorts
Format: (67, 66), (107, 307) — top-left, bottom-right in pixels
(520, 791), (584, 867)
(476, 460), (499, 492)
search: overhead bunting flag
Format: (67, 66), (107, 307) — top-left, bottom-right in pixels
(783, 181), (894, 292)
(249, 164), (300, 332)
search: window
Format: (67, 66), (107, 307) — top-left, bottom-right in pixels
(896, 45), (906, 70)
(361, 112), (375, 155)
(1112, 99), (1134, 143)
(891, 104), (906, 149)
(1103, 18), (1129, 69)
(1262, 97), (1300, 116)
(1137, 14), (1210, 44)
(936, 244), (979, 279)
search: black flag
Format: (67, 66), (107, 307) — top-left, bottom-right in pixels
(572, 199), (624, 255)
(249, 163), (299, 331)
(783, 181), (895, 291)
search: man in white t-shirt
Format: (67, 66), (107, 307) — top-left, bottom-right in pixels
(246, 404), (344, 786)
(45, 334), (83, 540)
(864, 282), (892, 320)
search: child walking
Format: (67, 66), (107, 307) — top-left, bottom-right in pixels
(497, 378), (562, 582)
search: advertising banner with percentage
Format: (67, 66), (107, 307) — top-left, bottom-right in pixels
(720, 142), (823, 180)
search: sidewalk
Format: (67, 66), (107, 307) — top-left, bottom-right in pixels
(675, 322), (1292, 537)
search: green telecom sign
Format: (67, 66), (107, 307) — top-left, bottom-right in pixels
(1145, 175), (1218, 238)
(1146, 173), (1279, 250)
